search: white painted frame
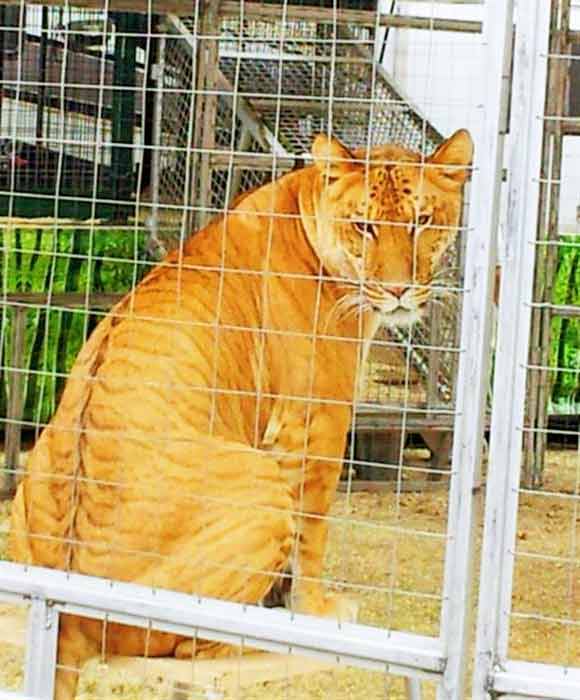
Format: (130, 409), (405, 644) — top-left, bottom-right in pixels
(0, 1), (509, 698)
(437, 0), (514, 697)
(472, 1), (580, 699)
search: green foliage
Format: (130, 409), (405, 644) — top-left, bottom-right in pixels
(1, 228), (148, 425)
(549, 235), (579, 413)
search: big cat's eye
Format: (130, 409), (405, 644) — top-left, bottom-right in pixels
(352, 219), (377, 240)
(416, 213), (432, 228)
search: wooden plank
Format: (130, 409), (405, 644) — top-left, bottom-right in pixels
(211, 152), (296, 172)
(2, 292), (123, 309)
(0, 0), (376, 21)
(220, 4), (481, 32)
(248, 98), (374, 114)
(108, 652), (334, 693)
(0, 0), (190, 14)
(338, 479), (449, 494)
(354, 412), (458, 431)
(214, 70), (285, 157)
(538, 303), (580, 318)
(378, 14), (481, 33)
(0, 605), (334, 691)
(0, 0), (482, 31)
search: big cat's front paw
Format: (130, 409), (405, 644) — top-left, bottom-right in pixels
(326, 593), (359, 623)
(289, 588), (359, 624)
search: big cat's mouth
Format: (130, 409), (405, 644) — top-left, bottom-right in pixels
(334, 284), (428, 327)
(368, 297), (428, 327)
(373, 305), (425, 328)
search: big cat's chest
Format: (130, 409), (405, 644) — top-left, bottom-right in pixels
(260, 392), (352, 495)
(266, 327), (361, 405)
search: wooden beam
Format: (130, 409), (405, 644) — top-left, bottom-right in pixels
(0, 0), (374, 19)
(248, 98), (374, 114)
(353, 410), (491, 432)
(0, 605), (334, 691)
(210, 150), (297, 173)
(354, 411), (456, 431)
(107, 652), (334, 692)
(0, 0), (188, 14)
(338, 479), (449, 494)
(220, 3), (482, 32)
(380, 15), (481, 33)
(0, 0), (482, 32)
(560, 118), (580, 135)
(555, 307), (580, 318)
(1, 292), (123, 309)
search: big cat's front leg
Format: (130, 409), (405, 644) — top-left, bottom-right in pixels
(287, 457), (359, 624)
(266, 403), (359, 624)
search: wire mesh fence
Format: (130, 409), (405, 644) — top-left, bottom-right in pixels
(507, 3), (579, 675)
(2, 1), (576, 700)
(475, 1), (580, 698)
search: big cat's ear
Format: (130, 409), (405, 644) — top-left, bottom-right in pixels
(311, 134), (356, 181)
(427, 129), (474, 190)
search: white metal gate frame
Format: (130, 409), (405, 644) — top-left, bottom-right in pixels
(473, 1), (580, 699)
(0, 2), (509, 699)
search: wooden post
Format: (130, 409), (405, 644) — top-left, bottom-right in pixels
(523, 0), (570, 486)
(192, 0), (219, 230)
(229, 126), (253, 201)
(423, 429), (453, 481)
(427, 300), (443, 410)
(2, 307), (27, 499)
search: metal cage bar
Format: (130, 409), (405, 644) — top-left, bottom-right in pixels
(437, 1), (514, 699)
(472, 0), (580, 698)
(23, 599), (59, 700)
(0, 562), (445, 678)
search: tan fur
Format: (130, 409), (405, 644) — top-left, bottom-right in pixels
(8, 131), (472, 699)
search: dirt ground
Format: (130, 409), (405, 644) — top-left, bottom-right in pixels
(0, 447), (577, 699)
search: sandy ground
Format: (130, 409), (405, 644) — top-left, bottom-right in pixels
(0, 448), (577, 699)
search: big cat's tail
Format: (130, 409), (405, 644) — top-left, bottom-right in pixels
(6, 308), (119, 571)
(7, 481), (32, 564)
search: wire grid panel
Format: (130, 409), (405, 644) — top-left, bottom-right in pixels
(1, 2), (502, 700)
(0, 5), (150, 222)
(208, 12), (460, 408)
(156, 31), (196, 215)
(473, 0), (580, 698)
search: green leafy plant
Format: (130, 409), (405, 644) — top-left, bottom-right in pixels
(1, 228), (148, 425)
(549, 235), (579, 413)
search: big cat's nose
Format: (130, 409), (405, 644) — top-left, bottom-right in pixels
(387, 286), (407, 298)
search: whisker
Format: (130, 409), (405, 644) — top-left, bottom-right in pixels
(325, 294), (356, 330)
(431, 288), (459, 299)
(432, 265), (461, 278)
(327, 292), (368, 327)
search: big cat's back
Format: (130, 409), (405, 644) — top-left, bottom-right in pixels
(7, 236), (256, 571)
